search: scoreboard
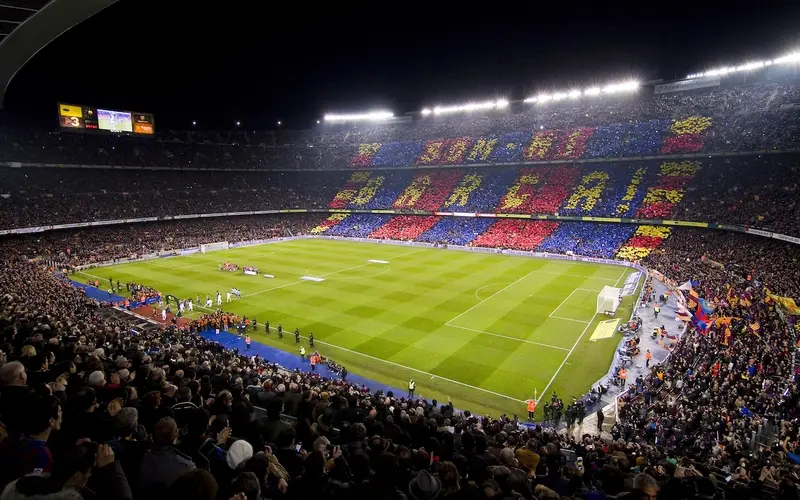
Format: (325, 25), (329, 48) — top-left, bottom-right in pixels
(58, 103), (154, 135)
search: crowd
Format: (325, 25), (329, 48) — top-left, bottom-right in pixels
(608, 228), (800, 496)
(0, 215), (320, 267)
(4, 155), (800, 239)
(1, 75), (800, 499)
(0, 79), (798, 173)
(0, 217), (798, 499)
(0, 168), (343, 229)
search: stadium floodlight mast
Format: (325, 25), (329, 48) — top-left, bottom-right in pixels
(686, 51), (800, 79)
(523, 80), (640, 104)
(421, 99), (509, 116)
(323, 111), (394, 122)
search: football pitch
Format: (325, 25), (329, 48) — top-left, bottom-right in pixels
(75, 238), (640, 417)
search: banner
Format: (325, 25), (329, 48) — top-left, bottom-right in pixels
(581, 216), (622, 223)
(662, 220), (710, 228)
(746, 228), (773, 238)
(772, 233), (800, 245)
(654, 77), (720, 94)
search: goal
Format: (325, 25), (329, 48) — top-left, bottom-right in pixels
(200, 241), (229, 253)
(596, 286), (622, 316)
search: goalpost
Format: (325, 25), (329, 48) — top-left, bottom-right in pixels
(200, 241), (229, 253)
(596, 285), (622, 316)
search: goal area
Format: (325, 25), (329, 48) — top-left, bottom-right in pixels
(596, 285), (622, 316)
(200, 241), (229, 253)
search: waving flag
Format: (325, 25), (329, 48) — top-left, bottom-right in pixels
(723, 327), (732, 345)
(698, 298), (715, 315)
(715, 316), (735, 327)
(688, 288), (700, 309)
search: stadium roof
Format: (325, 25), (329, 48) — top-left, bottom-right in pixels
(0, 0), (118, 108)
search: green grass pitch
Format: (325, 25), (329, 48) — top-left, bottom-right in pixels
(75, 239), (640, 418)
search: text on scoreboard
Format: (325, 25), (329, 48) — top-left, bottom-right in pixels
(58, 103), (154, 135)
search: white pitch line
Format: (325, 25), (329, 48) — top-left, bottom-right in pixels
(150, 260), (218, 271)
(613, 268), (629, 287)
(77, 271), (111, 282)
(548, 288), (581, 320)
(261, 326), (525, 403)
(444, 324), (569, 351)
(537, 313), (597, 403)
(242, 280), (310, 298)
(536, 267), (631, 402)
(446, 268), (540, 326)
(474, 282), (513, 301)
(548, 316), (591, 324)
(537, 271), (620, 281)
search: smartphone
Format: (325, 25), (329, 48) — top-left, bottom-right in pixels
(295, 444), (302, 452)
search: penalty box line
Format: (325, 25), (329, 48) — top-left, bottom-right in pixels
(255, 326), (526, 404)
(548, 287), (603, 324)
(444, 268), (591, 351)
(536, 267), (630, 402)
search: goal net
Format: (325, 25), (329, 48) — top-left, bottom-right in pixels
(200, 241), (229, 253)
(596, 286), (622, 316)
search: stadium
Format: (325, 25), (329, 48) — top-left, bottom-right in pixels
(0, 2), (799, 499)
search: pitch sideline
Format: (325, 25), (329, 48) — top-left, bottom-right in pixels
(261, 326), (527, 404)
(535, 268), (631, 402)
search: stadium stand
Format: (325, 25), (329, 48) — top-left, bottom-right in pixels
(2, 155), (799, 237)
(2, 76), (800, 499)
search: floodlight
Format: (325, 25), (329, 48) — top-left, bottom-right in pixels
(686, 51), (800, 79)
(426, 99), (508, 116)
(323, 111), (394, 122)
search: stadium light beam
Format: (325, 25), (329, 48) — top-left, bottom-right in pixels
(687, 51), (800, 79)
(323, 111), (394, 122)
(525, 80), (638, 104)
(424, 99), (509, 116)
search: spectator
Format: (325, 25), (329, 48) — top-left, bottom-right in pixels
(138, 417), (195, 498)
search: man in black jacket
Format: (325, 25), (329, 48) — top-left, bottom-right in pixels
(138, 417), (195, 499)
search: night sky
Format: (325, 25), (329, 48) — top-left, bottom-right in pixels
(4, 0), (800, 130)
